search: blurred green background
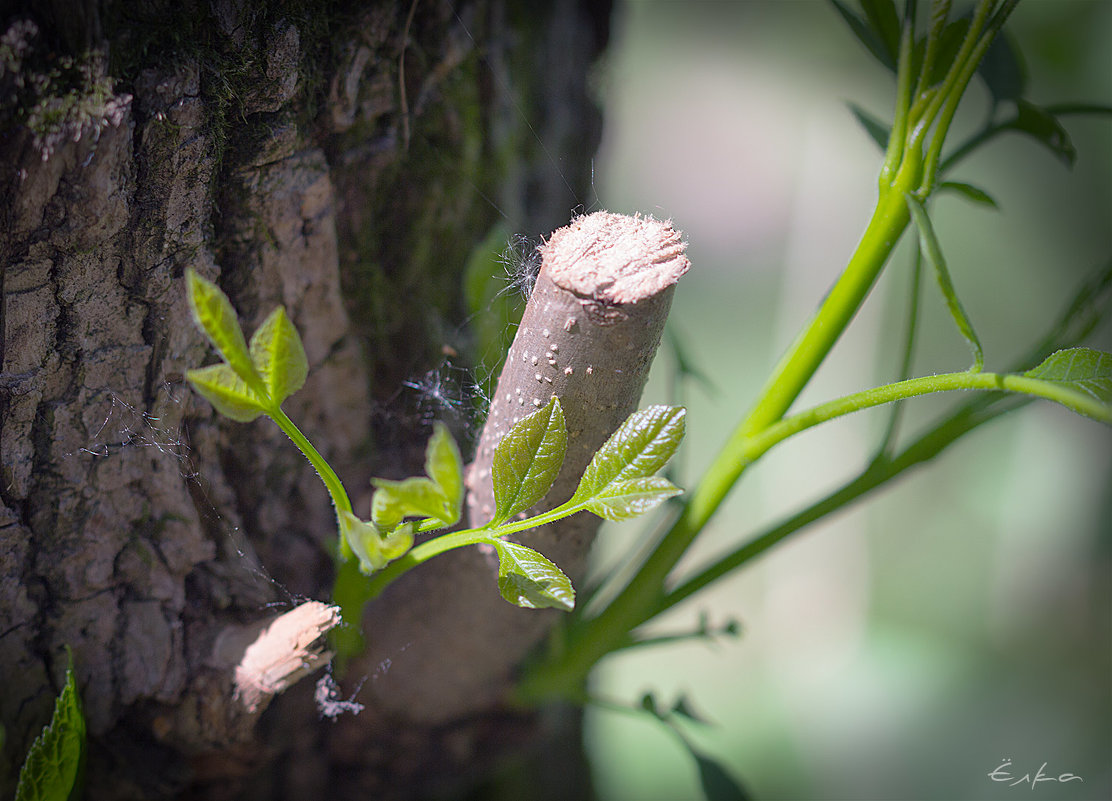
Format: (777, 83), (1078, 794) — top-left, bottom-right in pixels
(576, 2), (1112, 800)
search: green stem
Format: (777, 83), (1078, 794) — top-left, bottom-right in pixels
(364, 528), (494, 599)
(916, 0), (995, 192)
(755, 371), (1110, 453)
(914, 0), (951, 102)
(519, 362), (1108, 701)
(877, 245), (923, 454)
(659, 392), (1029, 612)
(516, 184), (916, 703)
(659, 256), (1112, 615)
(514, 0), (1046, 705)
(881, 11), (916, 183)
(269, 406), (353, 518)
(363, 501), (592, 600)
(742, 186), (914, 437)
(905, 193), (984, 371)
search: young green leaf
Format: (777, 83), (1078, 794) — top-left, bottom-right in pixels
(493, 540), (575, 611)
(340, 510), (414, 575)
(249, 305), (308, 407)
(691, 749), (752, 801)
(1022, 348), (1112, 422)
(906, 194), (984, 372)
(490, 397), (567, 526)
(15, 654), (85, 801)
(371, 477), (452, 529)
(571, 405), (686, 505)
(830, 0), (896, 72)
(582, 476), (683, 522)
(369, 423), (464, 530)
(938, 181), (998, 209)
(185, 268), (265, 395)
(858, 0), (900, 69)
(1012, 100), (1076, 166)
(848, 102), (890, 151)
(977, 31), (1026, 107)
(425, 422), (464, 525)
(185, 363), (267, 422)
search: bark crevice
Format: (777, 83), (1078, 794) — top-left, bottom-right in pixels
(1, 1), (611, 797)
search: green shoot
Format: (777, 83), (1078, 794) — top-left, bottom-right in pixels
(15, 652), (85, 801)
(184, 273), (687, 656)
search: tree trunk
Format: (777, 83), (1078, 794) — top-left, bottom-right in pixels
(0, 1), (610, 797)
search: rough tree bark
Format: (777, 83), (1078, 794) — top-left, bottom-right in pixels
(0, 1), (610, 798)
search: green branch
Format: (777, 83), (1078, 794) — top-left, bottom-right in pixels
(270, 407), (353, 517)
(658, 391), (1028, 613)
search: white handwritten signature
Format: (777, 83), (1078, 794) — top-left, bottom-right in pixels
(988, 759), (1084, 789)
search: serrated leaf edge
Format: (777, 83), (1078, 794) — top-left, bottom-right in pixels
(15, 658), (85, 801)
(249, 305), (308, 406)
(493, 540), (575, 611)
(490, 398), (567, 526)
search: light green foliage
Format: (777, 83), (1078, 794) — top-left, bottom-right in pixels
(370, 473), (453, 530)
(341, 511), (414, 575)
(15, 655), (85, 801)
(570, 405), (686, 516)
(1023, 348), (1112, 421)
(185, 276), (686, 627)
(494, 540), (575, 612)
(185, 269), (308, 416)
(358, 397), (687, 615)
(370, 423), (464, 532)
(476, 400), (684, 609)
(344, 422), (464, 576)
(425, 424), (464, 520)
(478, 400), (684, 608)
(490, 397), (567, 526)
(186, 269), (264, 398)
(580, 477), (683, 522)
(250, 306), (308, 405)
(371, 478), (446, 530)
(184, 362), (266, 422)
